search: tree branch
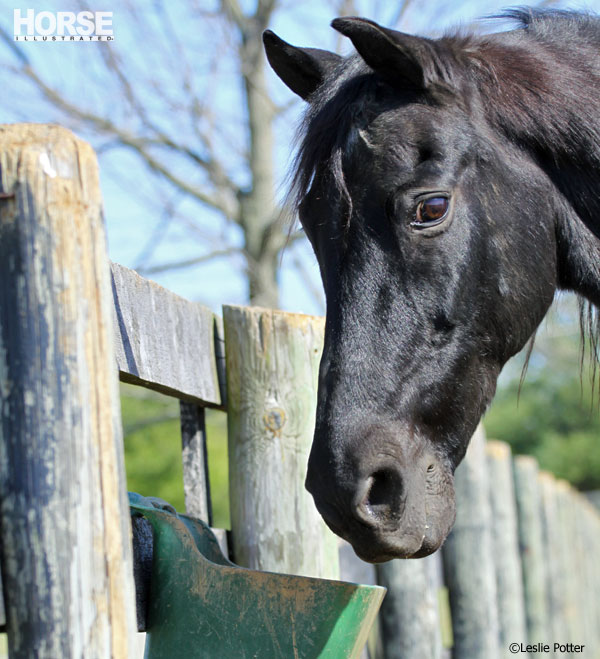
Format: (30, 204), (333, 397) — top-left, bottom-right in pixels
(5, 69), (240, 221)
(137, 248), (243, 276)
(0, 30), (242, 222)
(220, 0), (246, 31)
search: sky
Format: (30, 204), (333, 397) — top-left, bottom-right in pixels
(0, 0), (599, 324)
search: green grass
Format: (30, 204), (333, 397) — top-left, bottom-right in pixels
(121, 383), (230, 528)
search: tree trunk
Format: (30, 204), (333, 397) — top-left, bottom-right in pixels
(239, 12), (283, 309)
(246, 241), (280, 308)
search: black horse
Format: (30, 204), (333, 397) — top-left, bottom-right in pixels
(264, 9), (600, 562)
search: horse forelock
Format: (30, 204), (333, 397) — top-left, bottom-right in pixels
(289, 56), (372, 221)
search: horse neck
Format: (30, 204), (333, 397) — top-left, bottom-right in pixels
(477, 26), (600, 306)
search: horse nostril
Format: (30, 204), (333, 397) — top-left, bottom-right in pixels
(353, 468), (404, 526)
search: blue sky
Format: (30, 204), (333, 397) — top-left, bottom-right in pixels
(1, 0), (598, 320)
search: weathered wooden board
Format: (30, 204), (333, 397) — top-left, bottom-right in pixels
(0, 123), (137, 657)
(486, 441), (527, 649)
(223, 305), (339, 579)
(0, 567), (4, 628)
(513, 455), (549, 644)
(554, 480), (582, 643)
(376, 552), (444, 659)
(579, 495), (600, 650)
(180, 401), (212, 524)
(111, 261), (225, 408)
(442, 426), (500, 659)
(539, 471), (568, 650)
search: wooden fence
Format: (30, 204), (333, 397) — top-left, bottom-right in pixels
(0, 124), (599, 658)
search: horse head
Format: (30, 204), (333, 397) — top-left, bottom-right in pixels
(264, 12), (600, 561)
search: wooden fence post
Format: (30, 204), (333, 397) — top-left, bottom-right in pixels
(486, 441), (528, 649)
(513, 456), (549, 644)
(539, 472), (566, 657)
(580, 498), (600, 650)
(442, 426), (500, 659)
(180, 401), (212, 524)
(555, 481), (581, 644)
(223, 305), (339, 579)
(564, 486), (591, 649)
(376, 553), (444, 659)
(0, 124), (137, 657)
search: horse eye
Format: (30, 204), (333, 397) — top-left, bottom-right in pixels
(413, 196), (450, 227)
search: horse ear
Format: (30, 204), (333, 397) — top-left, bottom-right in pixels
(263, 30), (342, 101)
(331, 17), (438, 89)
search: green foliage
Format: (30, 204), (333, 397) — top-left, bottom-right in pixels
(121, 383), (230, 528)
(484, 295), (600, 491)
(484, 368), (600, 490)
(204, 411), (230, 529)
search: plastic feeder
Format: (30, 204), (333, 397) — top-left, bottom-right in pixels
(130, 499), (385, 658)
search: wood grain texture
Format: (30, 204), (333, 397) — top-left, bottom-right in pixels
(578, 495), (600, 650)
(485, 441), (528, 650)
(180, 401), (211, 524)
(376, 553), (444, 659)
(513, 456), (550, 644)
(442, 426), (500, 659)
(223, 305), (339, 579)
(0, 124), (137, 657)
(111, 262), (224, 408)
(554, 481), (581, 643)
(0, 564), (4, 629)
(539, 471), (568, 652)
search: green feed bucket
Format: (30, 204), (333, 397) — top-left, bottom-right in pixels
(130, 500), (385, 659)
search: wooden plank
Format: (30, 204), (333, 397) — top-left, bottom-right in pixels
(180, 401), (212, 524)
(0, 567), (4, 629)
(214, 315), (227, 408)
(376, 553), (444, 659)
(223, 305), (339, 579)
(111, 262), (225, 408)
(486, 441), (527, 649)
(554, 481), (583, 643)
(442, 426), (500, 659)
(581, 497), (600, 650)
(587, 497), (600, 649)
(539, 471), (568, 652)
(513, 456), (550, 644)
(568, 486), (596, 648)
(0, 123), (137, 657)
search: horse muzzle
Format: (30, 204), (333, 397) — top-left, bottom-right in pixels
(305, 426), (456, 562)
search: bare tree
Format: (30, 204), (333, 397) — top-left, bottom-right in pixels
(0, 1), (301, 307)
(0, 0), (567, 308)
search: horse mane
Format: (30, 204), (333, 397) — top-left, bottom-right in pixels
(473, 10), (600, 390)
